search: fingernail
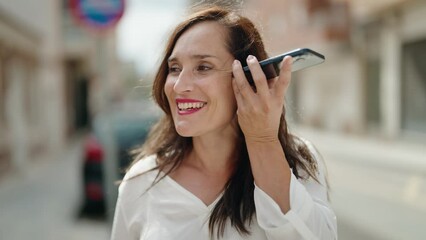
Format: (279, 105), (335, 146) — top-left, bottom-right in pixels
(247, 55), (256, 61)
(281, 56), (291, 68)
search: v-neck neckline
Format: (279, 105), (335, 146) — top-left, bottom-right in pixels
(163, 174), (223, 210)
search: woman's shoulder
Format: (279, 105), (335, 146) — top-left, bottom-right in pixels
(295, 136), (321, 160)
(293, 136), (328, 178)
(123, 155), (158, 180)
(296, 136), (330, 186)
(293, 136), (323, 167)
(118, 155), (159, 198)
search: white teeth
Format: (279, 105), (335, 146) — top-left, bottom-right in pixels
(178, 102), (205, 110)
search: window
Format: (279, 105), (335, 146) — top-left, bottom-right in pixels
(401, 39), (426, 134)
(364, 22), (381, 130)
(0, 48), (6, 128)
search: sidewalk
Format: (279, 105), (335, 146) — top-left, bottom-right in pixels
(0, 135), (110, 240)
(295, 126), (426, 240)
(295, 126), (426, 172)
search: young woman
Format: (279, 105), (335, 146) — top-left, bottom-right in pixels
(111, 5), (337, 240)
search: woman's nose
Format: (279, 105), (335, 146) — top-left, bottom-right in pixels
(173, 69), (194, 93)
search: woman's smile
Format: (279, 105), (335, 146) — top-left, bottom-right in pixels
(176, 98), (207, 115)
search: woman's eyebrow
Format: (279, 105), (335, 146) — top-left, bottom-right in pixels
(168, 54), (219, 62)
(192, 54), (219, 59)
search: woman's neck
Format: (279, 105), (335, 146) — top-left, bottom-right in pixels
(188, 132), (239, 175)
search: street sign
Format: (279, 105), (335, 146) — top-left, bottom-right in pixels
(69, 0), (125, 31)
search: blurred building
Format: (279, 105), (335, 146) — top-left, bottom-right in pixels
(240, 0), (426, 239)
(0, 0), (121, 175)
(243, 0), (426, 142)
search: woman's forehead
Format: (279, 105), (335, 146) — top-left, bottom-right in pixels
(170, 21), (230, 58)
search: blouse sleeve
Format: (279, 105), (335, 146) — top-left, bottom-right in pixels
(110, 185), (134, 240)
(110, 156), (157, 240)
(253, 143), (338, 240)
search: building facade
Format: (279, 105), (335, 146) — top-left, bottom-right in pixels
(241, 0), (425, 142)
(0, 0), (121, 175)
(239, 1), (426, 238)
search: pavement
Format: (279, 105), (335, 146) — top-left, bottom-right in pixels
(0, 135), (110, 240)
(295, 127), (426, 240)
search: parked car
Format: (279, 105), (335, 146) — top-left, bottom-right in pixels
(80, 103), (160, 217)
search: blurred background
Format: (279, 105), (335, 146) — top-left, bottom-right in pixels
(0, 0), (425, 239)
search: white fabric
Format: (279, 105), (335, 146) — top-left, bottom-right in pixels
(111, 148), (337, 240)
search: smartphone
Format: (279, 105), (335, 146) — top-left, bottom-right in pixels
(243, 48), (325, 84)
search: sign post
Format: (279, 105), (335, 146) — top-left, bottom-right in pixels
(69, 0), (125, 223)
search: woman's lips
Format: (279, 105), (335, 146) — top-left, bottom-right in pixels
(176, 99), (206, 115)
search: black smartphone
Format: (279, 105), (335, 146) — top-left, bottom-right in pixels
(243, 48), (325, 84)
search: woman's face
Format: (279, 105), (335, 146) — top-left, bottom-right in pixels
(164, 21), (237, 137)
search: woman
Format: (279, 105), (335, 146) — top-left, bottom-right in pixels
(111, 5), (337, 240)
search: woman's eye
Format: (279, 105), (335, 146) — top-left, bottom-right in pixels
(197, 65), (212, 72)
(168, 66), (181, 73)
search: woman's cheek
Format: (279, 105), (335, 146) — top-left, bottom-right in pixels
(164, 78), (175, 99)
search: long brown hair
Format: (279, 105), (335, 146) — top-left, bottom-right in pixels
(131, 4), (318, 239)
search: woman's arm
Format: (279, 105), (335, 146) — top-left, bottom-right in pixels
(110, 157), (157, 240)
(232, 55), (293, 213)
(110, 196), (133, 240)
(232, 56), (337, 239)
(252, 146), (337, 239)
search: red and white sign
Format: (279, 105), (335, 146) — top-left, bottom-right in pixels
(69, 0), (125, 31)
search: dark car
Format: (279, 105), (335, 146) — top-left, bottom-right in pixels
(80, 103), (160, 217)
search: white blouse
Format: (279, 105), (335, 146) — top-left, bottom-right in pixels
(111, 146), (337, 240)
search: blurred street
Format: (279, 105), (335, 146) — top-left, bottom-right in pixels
(297, 127), (426, 240)
(0, 135), (110, 240)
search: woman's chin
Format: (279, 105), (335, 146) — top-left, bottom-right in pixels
(175, 125), (196, 137)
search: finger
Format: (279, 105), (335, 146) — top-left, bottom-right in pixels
(267, 76), (277, 89)
(232, 59), (254, 100)
(274, 56), (292, 99)
(246, 55), (269, 97)
(232, 74), (244, 106)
